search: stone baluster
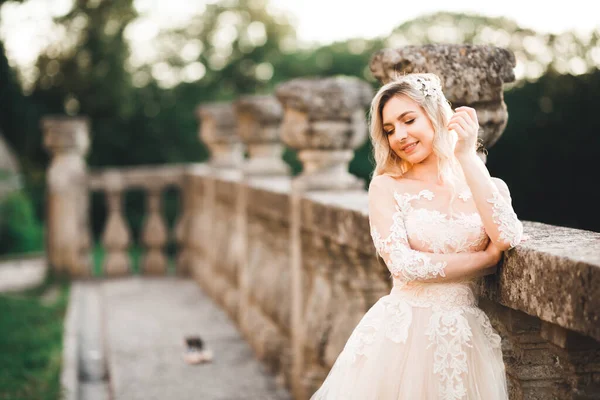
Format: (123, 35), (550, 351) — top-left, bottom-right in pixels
(275, 76), (372, 399)
(101, 171), (131, 276)
(140, 185), (168, 275)
(370, 44), (516, 161)
(234, 95), (290, 176)
(174, 170), (192, 276)
(276, 77), (373, 191)
(196, 102), (244, 169)
(42, 116), (92, 276)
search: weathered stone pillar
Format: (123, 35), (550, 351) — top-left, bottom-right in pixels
(275, 76), (373, 191)
(275, 75), (373, 399)
(43, 116), (91, 276)
(233, 94), (291, 347)
(234, 95), (290, 177)
(370, 44), (516, 158)
(196, 102), (244, 168)
(140, 185), (168, 275)
(195, 101), (242, 320)
(101, 171), (131, 276)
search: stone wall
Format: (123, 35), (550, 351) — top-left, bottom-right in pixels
(46, 44), (600, 400)
(181, 48), (600, 399)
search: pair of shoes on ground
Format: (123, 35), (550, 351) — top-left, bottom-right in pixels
(183, 335), (213, 365)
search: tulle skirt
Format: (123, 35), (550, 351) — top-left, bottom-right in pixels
(310, 282), (508, 400)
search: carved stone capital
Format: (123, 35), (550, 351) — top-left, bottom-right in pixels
(370, 44), (516, 152)
(234, 95), (290, 176)
(275, 77), (373, 190)
(196, 102), (243, 168)
(42, 116), (90, 156)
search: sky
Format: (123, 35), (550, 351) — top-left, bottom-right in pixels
(0, 0), (598, 82)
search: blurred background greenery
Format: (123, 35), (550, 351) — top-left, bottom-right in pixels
(1, 0), (599, 257)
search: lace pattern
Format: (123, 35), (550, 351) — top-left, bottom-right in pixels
(486, 191), (523, 248)
(370, 189), (448, 282)
(406, 208), (488, 254)
(426, 309), (473, 400)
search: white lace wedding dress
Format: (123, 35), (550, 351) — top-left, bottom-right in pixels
(310, 174), (524, 400)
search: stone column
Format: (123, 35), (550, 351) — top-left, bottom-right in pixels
(370, 44), (516, 158)
(234, 95), (290, 177)
(42, 116), (91, 276)
(276, 76), (372, 399)
(101, 171), (131, 276)
(140, 185), (168, 275)
(196, 102), (244, 169)
(275, 76), (373, 191)
(233, 94), (291, 341)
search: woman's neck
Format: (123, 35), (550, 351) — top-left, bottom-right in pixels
(404, 154), (442, 185)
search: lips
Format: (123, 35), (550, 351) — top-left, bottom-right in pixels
(401, 141), (419, 153)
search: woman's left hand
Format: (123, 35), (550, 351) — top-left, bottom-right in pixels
(448, 106), (479, 158)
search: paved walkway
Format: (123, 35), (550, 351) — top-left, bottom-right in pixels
(100, 277), (291, 400)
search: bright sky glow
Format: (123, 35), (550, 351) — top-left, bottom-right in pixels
(0, 0), (598, 87)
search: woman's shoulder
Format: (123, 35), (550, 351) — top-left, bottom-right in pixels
(370, 173), (407, 190)
(368, 174), (422, 201)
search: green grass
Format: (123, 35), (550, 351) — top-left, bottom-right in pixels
(0, 274), (70, 400)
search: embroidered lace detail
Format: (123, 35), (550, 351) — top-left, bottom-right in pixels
(383, 296), (412, 343)
(426, 309), (473, 400)
(486, 191), (523, 248)
(406, 208), (488, 254)
(458, 190), (472, 202)
(465, 307), (502, 349)
(392, 283), (477, 310)
(343, 298), (412, 363)
(370, 189), (447, 282)
(342, 305), (382, 364)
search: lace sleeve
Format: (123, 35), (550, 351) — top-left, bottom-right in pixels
(488, 178), (524, 249)
(368, 176), (447, 282)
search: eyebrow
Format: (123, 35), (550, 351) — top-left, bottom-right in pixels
(383, 110), (416, 126)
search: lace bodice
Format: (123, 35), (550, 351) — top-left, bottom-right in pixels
(368, 174), (523, 284)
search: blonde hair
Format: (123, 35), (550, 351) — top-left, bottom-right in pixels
(368, 73), (465, 201)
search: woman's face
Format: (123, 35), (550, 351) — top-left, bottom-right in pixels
(381, 94), (435, 164)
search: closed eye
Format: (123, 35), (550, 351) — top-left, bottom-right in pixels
(384, 129), (394, 135)
(405, 118), (415, 125)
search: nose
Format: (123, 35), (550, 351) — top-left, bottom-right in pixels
(391, 124), (408, 142)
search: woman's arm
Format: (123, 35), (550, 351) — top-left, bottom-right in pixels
(369, 175), (500, 283)
(449, 107), (524, 251)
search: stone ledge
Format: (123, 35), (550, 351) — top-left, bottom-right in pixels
(300, 191), (600, 341)
(88, 163), (206, 191)
(481, 221), (600, 341)
(246, 178), (292, 223)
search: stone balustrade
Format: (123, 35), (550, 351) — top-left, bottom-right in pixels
(43, 44), (600, 400)
(86, 164), (192, 276)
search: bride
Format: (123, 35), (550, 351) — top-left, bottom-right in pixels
(310, 73), (523, 399)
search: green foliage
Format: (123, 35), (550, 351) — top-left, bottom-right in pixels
(0, 191), (44, 255)
(487, 69), (600, 232)
(0, 276), (69, 399)
(1, 2), (599, 234)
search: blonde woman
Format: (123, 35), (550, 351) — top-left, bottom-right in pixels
(310, 73), (523, 399)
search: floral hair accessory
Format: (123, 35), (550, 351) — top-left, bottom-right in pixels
(403, 75), (442, 101)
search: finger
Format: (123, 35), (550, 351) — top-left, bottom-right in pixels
(456, 107), (478, 124)
(449, 113), (473, 132)
(448, 123), (466, 138)
(451, 112), (477, 130)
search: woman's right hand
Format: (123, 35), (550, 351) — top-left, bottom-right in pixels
(484, 240), (504, 268)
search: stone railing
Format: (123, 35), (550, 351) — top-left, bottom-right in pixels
(42, 114), (193, 276)
(43, 45), (600, 400)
